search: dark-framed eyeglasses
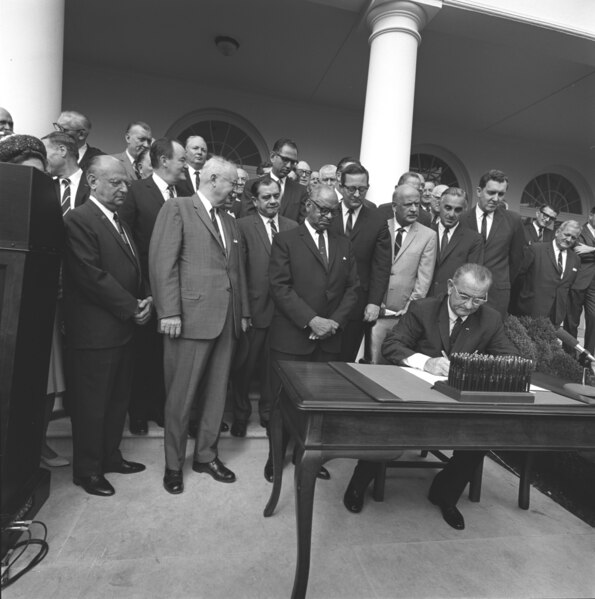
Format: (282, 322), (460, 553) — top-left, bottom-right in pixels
(308, 197), (339, 217)
(53, 122), (85, 134)
(451, 282), (488, 306)
(274, 153), (298, 167)
(342, 185), (369, 196)
(539, 209), (556, 221)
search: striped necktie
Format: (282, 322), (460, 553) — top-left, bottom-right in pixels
(269, 218), (278, 242)
(317, 231), (328, 268)
(61, 178), (71, 216)
(345, 208), (354, 235)
(394, 227), (405, 257)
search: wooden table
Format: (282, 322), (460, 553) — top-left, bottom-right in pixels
(263, 361), (595, 599)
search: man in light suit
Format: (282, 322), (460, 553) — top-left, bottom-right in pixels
(55, 110), (104, 172)
(112, 121), (152, 180)
(119, 138), (187, 434)
(344, 264), (518, 530)
(378, 172), (432, 227)
(429, 187), (484, 297)
(230, 177), (298, 437)
(514, 220), (581, 325)
(63, 156), (152, 497)
(43, 131), (90, 212)
(149, 156), (250, 494)
(239, 138), (308, 222)
(459, 169), (525, 317)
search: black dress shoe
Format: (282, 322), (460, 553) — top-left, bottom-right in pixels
(317, 466), (331, 480)
(129, 419), (148, 435)
(188, 420), (198, 438)
(220, 421), (229, 433)
(264, 458), (274, 483)
(73, 474), (115, 497)
(104, 459), (146, 474)
(428, 493), (465, 530)
(230, 421), (247, 437)
(343, 483), (366, 513)
(192, 457), (236, 483)
(163, 468), (184, 494)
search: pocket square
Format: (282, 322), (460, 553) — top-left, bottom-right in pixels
(342, 256), (347, 261)
(233, 238), (238, 244)
(572, 267), (577, 272)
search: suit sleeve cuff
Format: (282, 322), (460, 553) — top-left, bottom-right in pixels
(402, 353), (431, 371)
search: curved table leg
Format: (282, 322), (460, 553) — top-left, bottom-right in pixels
(291, 447), (321, 599)
(518, 452), (534, 510)
(263, 397), (283, 517)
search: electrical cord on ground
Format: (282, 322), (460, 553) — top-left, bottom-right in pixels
(1, 520), (49, 589)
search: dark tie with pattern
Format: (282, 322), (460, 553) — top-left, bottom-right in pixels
(210, 207), (224, 246)
(537, 226), (543, 241)
(394, 227), (405, 257)
(441, 225), (450, 257)
(269, 218), (277, 241)
(61, 178), (71, 216)
(317, 231), (328, 268)
(345, 208), (354, 235)
(481, 211), (488, 241)
(449, 316), (463, 348)
(557, 250), (564, 276)
(113, 213), (133, 254)
(133, 161), (142, 180)
(194, 171), (200, 192)
(166, 185), (175, 199)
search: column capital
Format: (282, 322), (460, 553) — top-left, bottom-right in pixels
(366, 0), (442, 45)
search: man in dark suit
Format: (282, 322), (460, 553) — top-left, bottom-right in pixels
(514, 220), (581, 325)
(43, 132), (90, 213)
(112, 121), (152, 180)
(330, 163), (391, 361)
(63, 156), (152, 497)
(430, 187), (484, 297)
(566, 208), (595, 359)
(523, 205), (558, 245)
(55, 110), (104, 172)
(343, 264), (517, 530)
(119, 138), (187, 434)
(149, 156), (250, 495)
(177, 135), (208, 196)
(239, 138), (308, 222)
(230, 177), (298, 437)
(459, 169), (525, 317)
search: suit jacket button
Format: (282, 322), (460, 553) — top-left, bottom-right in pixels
(226, 287), (231, 292)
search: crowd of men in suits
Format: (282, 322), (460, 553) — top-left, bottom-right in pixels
(1, 106), (593, 529)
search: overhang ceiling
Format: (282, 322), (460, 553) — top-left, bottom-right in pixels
(64, 0), (595, 150)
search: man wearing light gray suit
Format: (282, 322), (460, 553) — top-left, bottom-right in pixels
(149, 156), (250, 494)
(112, 122), (152, 180)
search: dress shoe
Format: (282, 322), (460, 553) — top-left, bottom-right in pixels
(163, 468), (184, 494)
(188, 420), (198, 438)
(428, 493), (465, 530)
(220, 421), (229, 433)
(129, 419), (148, 435)
(73, 474), (115, 497)
(230, 420), (247, 437)
(104, 459), (146, 474)
(343, 483), (366, 513)
(264, 458), (274, 483)
(317, 466), (331, 480)
(192, 457), (236, 483)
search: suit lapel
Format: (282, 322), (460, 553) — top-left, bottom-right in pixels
(328, 230), (338, 270)
(192, 195), (226, 252)
(440, 225), (462, 264)
(299, 226), (327, 270)
(438, 299), (451, 353)
(146, 178), (165, 211)
(396, 221), (416, 260)
(486, 209), (503, 245)
(254, 215), (271, 255)
(350, 206), (366, 240)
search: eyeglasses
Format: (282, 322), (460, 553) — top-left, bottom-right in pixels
(274, 153), (298, 167)
(309, 197), (339, 217)
(539, 209), (556, 221)
(321, 177), (336, 183)
(53, 122), (85, 134)
(297, 170), (312, 177)
(342, 185), (369, 196)
(451, 283), (488, 306)
(219, 175), (241, 187)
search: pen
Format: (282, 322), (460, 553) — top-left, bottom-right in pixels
(441, 351), (448, 359)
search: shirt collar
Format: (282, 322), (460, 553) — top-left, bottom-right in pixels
(152, 172), (171, 194)
(447, 298), (468, 324)
(259, 212), (278, 227)
(89, 195), (116, 222)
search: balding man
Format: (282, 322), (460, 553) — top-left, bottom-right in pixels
(63, 156), (152, 496)
(55, 110), (105, 172)
(379, 172), (432, 226)
(113, 121), (152, 180)
(295, 161), (311, 186)
(149, 156), (250, 494)
(179, 135), (208, 195)
(0, 107), (14, 139)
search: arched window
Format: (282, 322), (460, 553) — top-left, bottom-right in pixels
(409, 153), (460, 187)
(521, 173), (582, 215)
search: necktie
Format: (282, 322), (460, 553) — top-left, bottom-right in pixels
(269, 218), (278, 241)
(166, 185), (175, 200)
(449, 316), (463, 348)
(441, 225), (450, 256)
(394, 227), (405, 257)
(210, 207), (224, 246)
(557, 250), (564, 276)
(480, 211), (488, 241)
(113, 213), (133, 254)
(537, 226), (543, 241)
(317, 231), (328, 268)
(345, 208), (354, 235)
(133, 161), (142, 180)
(194, 171), (200, 192)
(61, 178), (71, 216)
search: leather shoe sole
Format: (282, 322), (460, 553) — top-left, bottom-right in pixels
(193, 458), (236, 483)
(230, 421), (247, 437)
(163, 469), (184, 494)
(428, 493), (465, 530)
(220, 421), (229, 433)
(104, 459), (146, 474)
(73, 474), (115, 497)
(343, 484), (365, 513)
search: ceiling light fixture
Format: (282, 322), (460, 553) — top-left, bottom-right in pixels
(215, 36), (240, 57)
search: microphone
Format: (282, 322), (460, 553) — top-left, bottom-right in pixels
(556, 327), (595, 362)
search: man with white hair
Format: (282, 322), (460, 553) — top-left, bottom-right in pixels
(55, 110), (104, 172)
(319, 164), (337, 188)
(295, 161), (312, 186)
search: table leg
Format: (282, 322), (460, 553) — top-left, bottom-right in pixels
(468, 457), (484, 502)
(291, 447), (321, 599)
(518, 452), (534, 510)
(263, 398), (283, 517)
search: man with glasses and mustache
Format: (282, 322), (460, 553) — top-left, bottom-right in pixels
(343, 263), (517, 530)
(523, 204), (559, 245)
(54, 110), (105, 172)
(266, 184), (359, 481)
(240, 138), (308, 222)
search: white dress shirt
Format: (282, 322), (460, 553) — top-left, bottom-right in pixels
(475, 205), (493, 238)
(198, 191), (226, 249)
(305, 220), (328, 261)
(259, 212), (279, 244)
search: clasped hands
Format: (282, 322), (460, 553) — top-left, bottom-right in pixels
(133, 296), (153, 325)
(308, 316), (339, 340)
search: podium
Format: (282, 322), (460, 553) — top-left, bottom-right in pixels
(0, 163), (64, 557)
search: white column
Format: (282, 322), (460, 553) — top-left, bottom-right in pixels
(360, 0), (441, 205)
(0, 0), (65, 137)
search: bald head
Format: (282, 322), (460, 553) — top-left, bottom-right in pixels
(0, 107), (14, 138)
(185, 135), (208, 170)
(392, 184), (421, 227)
(56, 110), (91, 147)
(87, 156), (130, 212)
